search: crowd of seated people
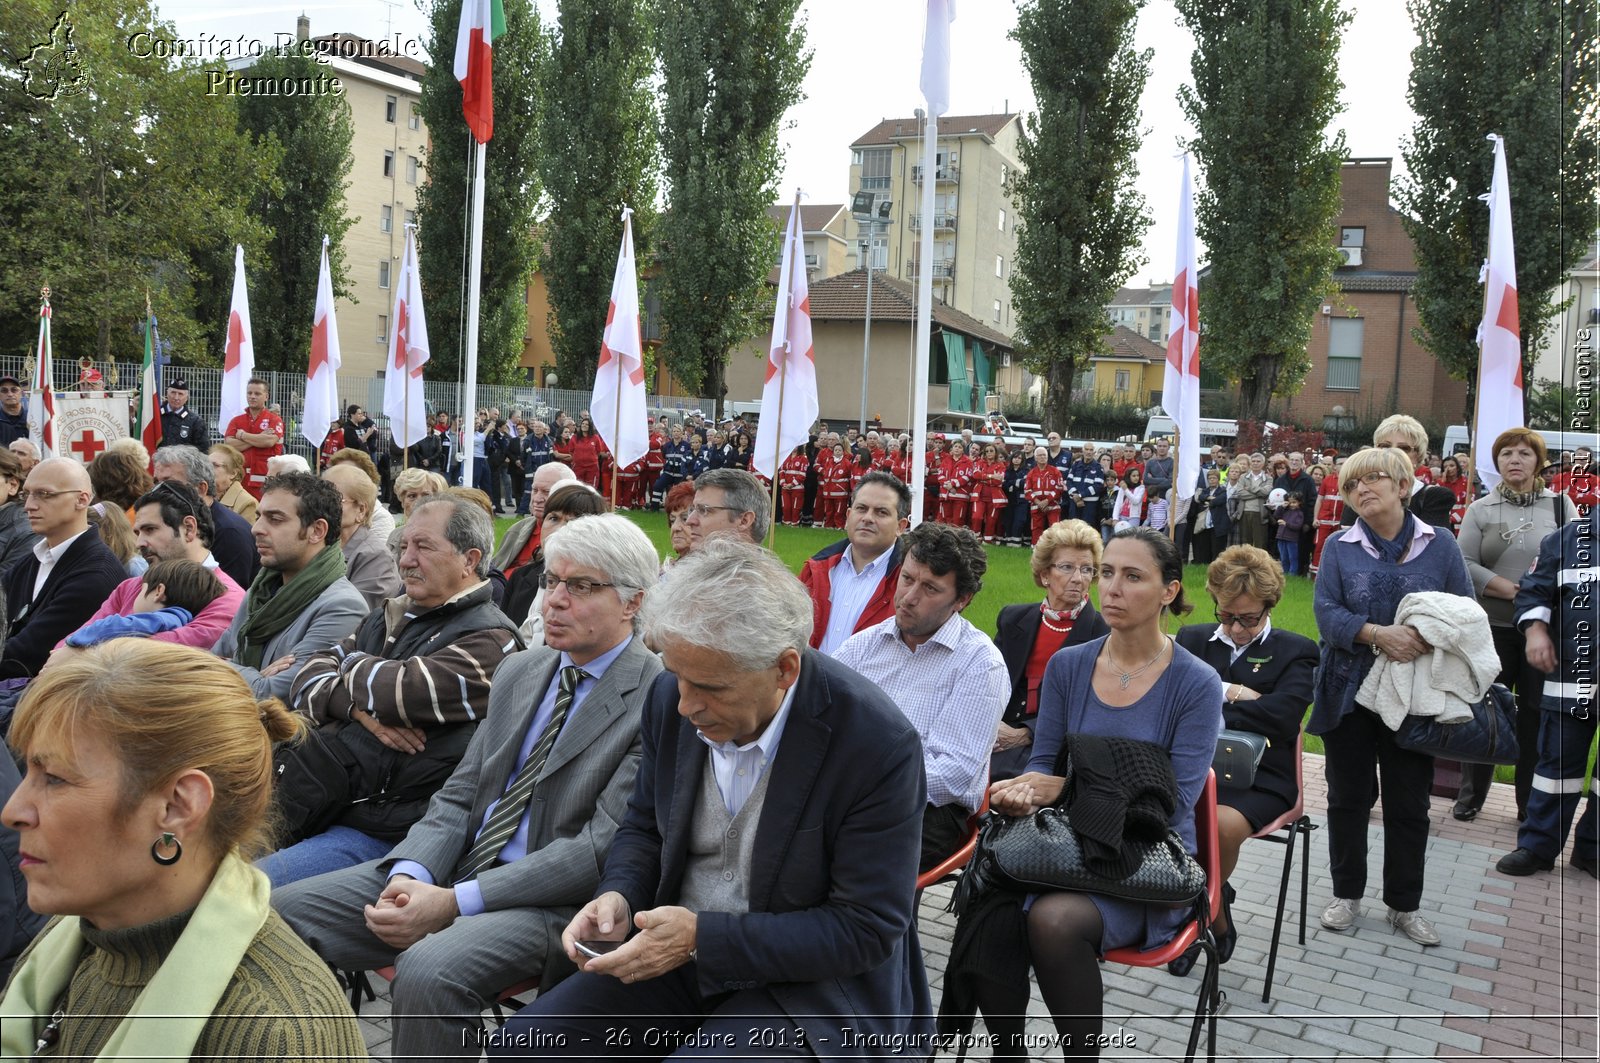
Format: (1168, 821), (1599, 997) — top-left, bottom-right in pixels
(0, 405), (1591, 1062)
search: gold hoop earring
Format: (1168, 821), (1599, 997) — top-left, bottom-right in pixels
(151, 832), (182, 866)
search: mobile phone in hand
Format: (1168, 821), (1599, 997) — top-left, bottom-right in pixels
(574, 939), (622, 959)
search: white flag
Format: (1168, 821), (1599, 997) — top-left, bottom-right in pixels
(590, 207), (650, 471)
(1162, 155), (1201, 501)
(383, 228), (431, 449)
(754, 195), (819, 481)
(302, 236), (343, 450)
(1473, 134), (1523, 493)
(218, 244), (254, 435)
(920, 0), (955, 116)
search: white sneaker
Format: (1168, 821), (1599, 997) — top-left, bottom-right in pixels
(1388, 908), (1441, 946)
(1320, 896), (1360, 931)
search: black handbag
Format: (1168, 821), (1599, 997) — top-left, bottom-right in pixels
(959, 806), (1207, 906)
(271, 726), (359, 846)
(1212, 728), (1268, 788)
(1392, 683), (1519, 765)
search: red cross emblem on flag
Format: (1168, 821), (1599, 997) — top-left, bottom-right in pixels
(70, 428), (105, 463)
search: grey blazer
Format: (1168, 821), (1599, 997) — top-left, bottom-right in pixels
(213, 574), (369, 702)
(383, 637), (662, 919)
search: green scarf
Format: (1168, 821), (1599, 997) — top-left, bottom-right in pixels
(236, 543), (348, 668)
(0, 853), (271, 1063)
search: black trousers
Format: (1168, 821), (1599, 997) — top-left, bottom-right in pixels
(921, 801), (972, 874)
(1321, 705), (1433, 911)
(1456, 623), (1544, 818)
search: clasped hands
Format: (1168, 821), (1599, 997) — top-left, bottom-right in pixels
(561, 891), (697, 983)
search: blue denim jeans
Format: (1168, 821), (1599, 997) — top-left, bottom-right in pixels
(258, 825), (393, 888)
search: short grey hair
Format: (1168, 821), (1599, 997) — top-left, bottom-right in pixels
(152, 445), (215, 496)
(412, 495), (494, 577)
(642, 538), (811, 670)
(693, 468), (770, 543)
(543, 513), (659, 631)
(268, 454), (311, 476)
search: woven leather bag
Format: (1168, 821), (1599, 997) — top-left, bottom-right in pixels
(959, 806), (1207, 907)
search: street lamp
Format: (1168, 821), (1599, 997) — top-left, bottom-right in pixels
(852, 191), (893, 434)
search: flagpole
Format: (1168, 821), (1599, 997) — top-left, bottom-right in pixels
(766, 366), (787, 551)
(909, 105), (937, 529)
(461, 137), (488, 494)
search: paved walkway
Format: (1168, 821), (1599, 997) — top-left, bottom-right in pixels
(351, 752), (1598, 1061)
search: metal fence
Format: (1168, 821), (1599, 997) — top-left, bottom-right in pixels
(0, 355), (717, 460)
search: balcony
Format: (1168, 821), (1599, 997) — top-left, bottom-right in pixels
(909, 212), (958, 232)
(859, 175), (891, 190)
(908, 258), (955, 282)
(911, 163), (960, 184)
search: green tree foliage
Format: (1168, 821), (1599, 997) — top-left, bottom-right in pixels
(1176, 0), (1351, 421)
(0, 0), (278, 367)
(234, 51), (355, 374)
(536, 0), (658, 391)
(416, 0), (544, 385)
(1008, 0), (1152, 436)
(1396, 0), (1597, 423)
(654, 0), (810, 408)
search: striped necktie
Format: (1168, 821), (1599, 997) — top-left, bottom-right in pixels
(453, 664), (588, 883)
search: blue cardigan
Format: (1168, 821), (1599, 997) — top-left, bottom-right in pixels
(1308, 515), (1473, 734)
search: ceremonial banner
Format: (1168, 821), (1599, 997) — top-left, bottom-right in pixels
(1473, 134), (1523, 493)
(55, 394), (131, 465)
(591, 207), (650, 471)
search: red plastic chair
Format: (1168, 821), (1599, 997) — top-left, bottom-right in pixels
(1247, 730), (1316, 1003)
(917, 791), (990, 891)
(1103, 769), (1223, 1063)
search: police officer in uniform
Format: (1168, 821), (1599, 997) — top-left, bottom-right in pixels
(159, 377), (210, 451)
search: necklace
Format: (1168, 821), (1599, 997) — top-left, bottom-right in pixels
(1101, 637), (1170, 689)
(34, 1003), (65, 1055)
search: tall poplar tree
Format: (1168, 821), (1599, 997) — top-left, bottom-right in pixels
(1176, 0), (1351, 421)
(535, 0), (657, 390)
(654, 0), (809, 408)
(1396, 0), (1597, 420)
(235, 51), (355, 374)
(416, 0), (544, 384)
(1009, 0), (1152, 435)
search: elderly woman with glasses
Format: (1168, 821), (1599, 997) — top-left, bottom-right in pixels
(1451, 427), (1578, 825)
(990, 519), (1111, 782)
(1167, 546), (1319, 976)
(1360, 414), (1457, 530)
(1310, 445), (1473, 949)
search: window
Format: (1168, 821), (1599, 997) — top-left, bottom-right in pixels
(995, 255), (1005, 278)
(408, 103), (420, 130)
(378, 260), (391, 289)
(998, 208), (1007, 232)
(380, 205), (393, 233)
(870, 235), (887, 271)
(860, 148), (891, 190)
(1115, 369), (1131, 394)
(383, 151), (394, 178)
(406, 155), (418, 184)
(1340, 226), (1365, 248)
(385, 96), (397, 123)
(403, 209), (416, 229)
(377, 314), (389, 343)
(851, 149), (862, 166)
(993, 299), (1002, 322)
(1000, 163), (1009, 184)
(1326, 317), (1364, 389)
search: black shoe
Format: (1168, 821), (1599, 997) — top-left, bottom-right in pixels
(1496, 848), (1555, 876)
(1166, 942), (1201, 978)
(1572, 849), (1599, 879)
(1452, 802), (1481, 822)
(1217, 882), (1239, 963)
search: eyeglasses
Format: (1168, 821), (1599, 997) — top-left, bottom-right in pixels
(686, 503), (742, 519)
(152, 480), (202, 523)
(0, 386), (21, 394)
(1500, 520), (1534, 542)
(541, 574), (617, 597)
(1216, 608), (1267, 630)
(19, 487), (79, 504)
(1051, 563), (1097, 579)
(1345, 471), (1393, 490)
(1379, 441), (1420, 456)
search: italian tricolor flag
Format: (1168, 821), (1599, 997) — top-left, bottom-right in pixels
(454, 0), (505, 144)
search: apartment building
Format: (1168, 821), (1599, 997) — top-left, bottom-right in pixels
(847, 114), (1022, 339)
(767, 203), (852, 280)
(1107, 282), (1174, 345)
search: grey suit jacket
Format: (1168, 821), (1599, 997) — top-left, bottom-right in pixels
(213, 575), (369, 702)
(384, 636), (662, 917)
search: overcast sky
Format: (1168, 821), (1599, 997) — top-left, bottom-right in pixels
(156, 0), (1421, 279)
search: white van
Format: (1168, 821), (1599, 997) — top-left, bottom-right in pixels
(1442, 425), (1599, 459)
(1143, 415), (1239, 448)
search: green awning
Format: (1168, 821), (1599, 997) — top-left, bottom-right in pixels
(942, 332), (971, 412)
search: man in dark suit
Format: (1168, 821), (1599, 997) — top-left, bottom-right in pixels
(152, 444), (259, 589)
(0, 459), (126, 683)
(157, 376), (209, 451)
(491, 538), (932, 1061)
(274, 513), (664, 1061)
